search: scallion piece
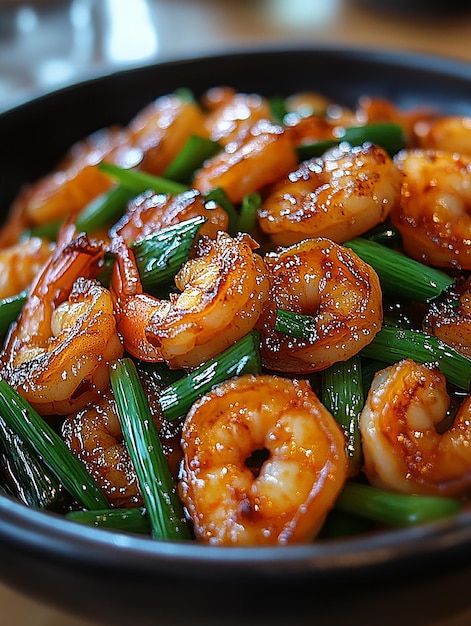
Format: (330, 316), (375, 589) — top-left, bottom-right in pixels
(320, 355), (363, 476)
(160, 329), (262, 421)
(131, 215), (206, 294)
(0, 289), (28, 335)
(163, 135), (221, 184)
(237, 192), (261, 235)
(67, 506), (150, 535)
(28, 220), (63, 241)
(336, 482), (461, 527)
(98, 162), (188, 196)
(75, 184), (137, 233)
(361, 325), (471, 390)
(110, 358), (190, 540)
(203, 186), (239, 236)
(344, 237), (453, 302)
(0, 380), (109, 510)
(274, 308), (317, 342)
(297, 122), (406, 159)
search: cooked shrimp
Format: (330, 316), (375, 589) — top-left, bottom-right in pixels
(360, 358), (471, 497)
(391, 149), (471, 269)
(128, 93), (209, 175)
(0, 236), (54, 300)
(111, 231), (270, 369)
(258, 143), (403, 247)
(179, 373), (348, 546)
(259, 237), (382, 373)
(423, 276), (471, 358)
(110, 188), (228, 244)
(415, 116), (471, 156)
(7, 126), (135, 232)
(0, 224), (124, 415)
(201, 87), (272, 146)
(193, 119), (298, 203)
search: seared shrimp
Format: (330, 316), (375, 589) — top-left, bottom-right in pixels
(416, 116), (471, 156)
(259, 237), (383, 373)
(423, 277), (471, 358)
(179, 373), (348, 546)
(391, 149), (471, 269)
(193, 119), (298, 203)
(0, 225), (124, 415)
(111, 188), (228, 244)
(111, 231), (270, 369)
(258, 143), (403, 247)
(360, 358), (471, 497)
(0, 236), (54, 300)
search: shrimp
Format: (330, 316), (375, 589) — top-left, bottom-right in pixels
(257, 143), (403, 247)
(259, 237), (383, 373)
(0, 224), (124, 415)
(128, 92), (209, 175)
(62, 373), (182, 507)
(423, 276), (471, 358)
(178, 373), (348, 546)
(193, 119), (298, 203)
(201, 87), (272, 146)
(110, 188), (228, 244)
(111, 231), (270, 369)
(360, 358), (471, 497)
(0, 236), (54, 300)
(390, 149), (471, 269)
(7, 126), (135, 233)
(415, 116), (471, 156)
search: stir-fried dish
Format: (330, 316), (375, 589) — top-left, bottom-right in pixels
(0, 86), (470, 545)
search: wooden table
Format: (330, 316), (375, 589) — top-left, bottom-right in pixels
(1, 1), (471, 624)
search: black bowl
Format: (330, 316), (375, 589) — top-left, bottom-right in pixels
(1, 48), (471, 626)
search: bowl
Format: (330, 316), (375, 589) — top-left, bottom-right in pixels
(1, 47), (471, 626)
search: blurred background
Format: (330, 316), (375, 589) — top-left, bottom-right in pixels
(1, 0), (471, 113)
(1, 1), (471, 625)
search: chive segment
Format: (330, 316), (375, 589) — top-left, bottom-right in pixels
(67, 506), (151, 535)
(0, 380), (109, 510)
(237, 192), (261, 235)
(160, 330), (262, 421)
(98, 162), (188, 196)
(336, 482), (461, 527)
(0, 289), (28, 335)
(344, 237), (453, 302)
(163, 135), (221, 184)
(75, 184), (136, 233)
(110, 358), (190, 540)
(320, 355), (363, 476)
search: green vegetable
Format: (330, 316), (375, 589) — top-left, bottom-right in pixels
(0, 380), (109, 510)
(98, 162), (188, 196)
(163, 135), (221, 184)
(160, 329), (262, 421)
(67, 506), (150, 535)
(110, 358), (190, 540)
(0, 289), (28, 335)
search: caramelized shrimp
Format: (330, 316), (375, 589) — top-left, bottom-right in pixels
(0, 225), (123, 415)
(193, 119), (298, 203)
(416, 116), (471, 156)
(111, 188), (228, 243)
(360, 359), (471, 497)
(423, 277), (471, 358)
(0, 236), (54, 300)
(260, 237), (382, 373)
(391, 149), (471, 269)
(111, 231), (270, 369)
(258, 143), (403, 247)
(179, 373), (348, 546)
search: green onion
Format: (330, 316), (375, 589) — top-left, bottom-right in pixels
(131, 216), (206, 294)
(160, 329), (262, 421)
(98, 162), (188, 196)
(344, 237), (453, 302)
(0, 289), (28, 335)
(163, 135), (221, 184)
(320, 355), (363, 476)
(361, 325), (471, 390)
(75, 184), (136, 233)
(203, 186), (239, 236)
(0, 380), (109, 510)
(297, 122), (406, 159)
(237, 192), (261, 235)
(269, 96), (289, 125)
(110, 358), (190, 540)
(274, 308), (318, 342)
(336, 482), (461, 527)
(67, 506), (151, 535)
(28, 220), (63, 241)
